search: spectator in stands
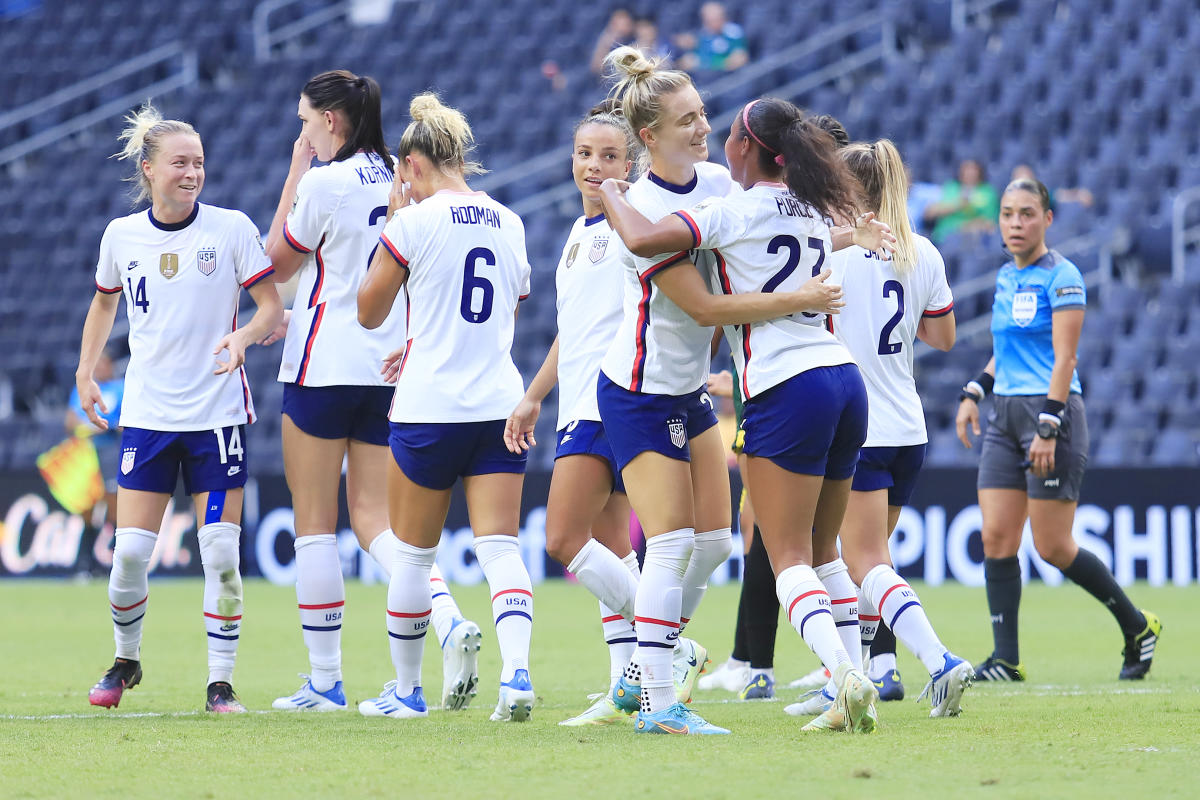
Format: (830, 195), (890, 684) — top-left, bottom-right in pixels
(633, 15), (672, 64)
(590, 7), (636, 76)
(955, 176), (1161, 684)
(924, 158), (998, 243)
(676, 2), (749, 74)
(1011, 163), (1094, 211)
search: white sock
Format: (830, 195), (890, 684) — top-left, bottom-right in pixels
(863, 564), (948, 674)
(367, 530), (396, 578)
(635, 528), (693, 712)
(858, 589), (880, 669)
(815, 559), (862, 698)
(777, 563), (850, 675)
(109, 528), (156, 660)
(869, 653), (897, 680)
(567, 538), (639, 620)
(293, 534), (343, 691)
(387, 539), (437, 694)
(474, 535), (533, 684)
(678, 527), (732, 633)
(429, 562), (464, 647)
(198, 522), (243, 685)
(603, 550), (641, 684)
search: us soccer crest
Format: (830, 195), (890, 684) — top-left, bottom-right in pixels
(197, 248), (217, 276)
(565, 243), (579, 268)
(121, 448), (136, 475)
(668, 419), (686, 449)
(589, 236), (609, 263)
(159, 252), (179, 279)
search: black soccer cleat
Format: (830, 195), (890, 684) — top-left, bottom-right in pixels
(1119, 610), (1162, 680)
(88, 658), (143, 708)
(972, 655), (1027, 682)
(206, 681), (248, 713)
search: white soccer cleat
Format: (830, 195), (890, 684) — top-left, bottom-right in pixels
(490, 669), (535, 722)
(358, 681), (429, 719)
(440, 618), (482, 711)
(272, 675), (348, 711)
(558, 691), (633, 726)
(783, 687), (834, 717)
(787, 665), (831, 691)
(672, 637), (709, 703)
(917, 653), (974, 718)
(697, 657), (751, 693)
(836, 667), (879, 734)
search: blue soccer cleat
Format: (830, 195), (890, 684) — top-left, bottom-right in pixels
(359, 682), (428, 718)
(873, 668), (905, 701)
(635, 702), (729, 735)
(490, 668), (535, 722)
(611, 674), (642, 714)
(917, 652), (974, 718)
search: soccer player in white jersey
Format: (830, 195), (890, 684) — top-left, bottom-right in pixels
(79, 105), (283, 712)
(502, 106), (641, 726)
(599, 97), (903, 733)
(594, 51), (857, 736)
(822, 139), (972, 718)
(356, 94), (535, 722)
(260, 71), (480, 714)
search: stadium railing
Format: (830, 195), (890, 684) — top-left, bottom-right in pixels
(1170, 185), (1200, 284)
(252, 0), (428, 62)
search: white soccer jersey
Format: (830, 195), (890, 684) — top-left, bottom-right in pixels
(828, 234), (954, 446)
(601, 161), (737, 396)
(555, 214), (625, 429)
(679, 182), (853, 400)
(379, 190), (530, 423)
(278, 152), (406, 386)
(94, 203), (273, 431)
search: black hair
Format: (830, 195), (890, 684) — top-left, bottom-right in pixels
(809, 113), (850, 149)
(1003, 177), (1052, 212)
(302, 70), (394, 173)
(738, 98), (860, 223)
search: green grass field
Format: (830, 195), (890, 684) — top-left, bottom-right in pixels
(1, 578), (1196, 799)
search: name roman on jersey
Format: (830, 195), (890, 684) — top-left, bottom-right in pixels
(450, 205), (501, 229)
(775, 195), (814, 219)
(355, 164), (392, 185)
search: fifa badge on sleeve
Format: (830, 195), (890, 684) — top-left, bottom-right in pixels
(160, 253), (180, 279)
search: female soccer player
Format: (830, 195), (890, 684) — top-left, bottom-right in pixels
(599, 97), (897, 733)
(262, 70), (478, 713)
(503, 106), (644, 726)
(956, 178), (1161, 681)
(357, 93), (535, 721)
(822, 139), (971, 718)
(81, 104), (283, 712)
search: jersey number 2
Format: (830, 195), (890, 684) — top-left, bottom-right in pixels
(460, 247), (495, 324)
(764, 235), (825, 318)
(878, 280), (904, 355)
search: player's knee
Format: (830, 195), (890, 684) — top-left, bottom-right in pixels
(980, 525), (1019, 558)
(112, 528), (156, 573)
(1033, 538), (1075, 570)
(544, 525), (587, 566)
(198, 522), (242, 575)
(695, 528), (733, 568)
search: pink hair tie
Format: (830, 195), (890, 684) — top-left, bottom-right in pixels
(774, 154), (785, 166)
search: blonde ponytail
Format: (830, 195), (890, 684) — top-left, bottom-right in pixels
(842, 139), (917, 273)
(113, 103), (199, 205)
(398, 92), (485, 176)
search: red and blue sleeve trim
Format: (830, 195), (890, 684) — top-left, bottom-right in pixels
(241, 266), (274, 289)
(282, 222), (312, 254)
(922, 302), (954, 318)
(95, 281), (122, 294)
(379, 233), (409, 269)
(642, 250), (690, 281)
(673, 210), (701, 248)
(518, 293), (530, 302)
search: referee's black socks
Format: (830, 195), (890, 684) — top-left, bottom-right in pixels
(1061, 549), (1146, 636)
(984, 556), (1022, 663)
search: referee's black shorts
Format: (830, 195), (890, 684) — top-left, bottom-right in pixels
(977, 393), (1088, 501)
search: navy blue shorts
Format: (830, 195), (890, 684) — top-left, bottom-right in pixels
(117, 425), (248, 495)
(555, 420), (625, 494)
(596, 372), (719, 471)
(741, 364), (868, 479)
(388, 420), (527, 491)
(851, 444), (928, 506)
(282, 383), (393, 445)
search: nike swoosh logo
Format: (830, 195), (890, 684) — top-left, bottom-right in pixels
(687, 657), (698, 667)
(873, 680), (885, 689)
(654, 720), (688, 734)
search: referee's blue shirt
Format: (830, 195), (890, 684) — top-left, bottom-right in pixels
(990, 250), (1086, 396)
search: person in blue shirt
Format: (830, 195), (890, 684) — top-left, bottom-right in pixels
(677, 2), (748, 73)
(955, 178), (1160, 682)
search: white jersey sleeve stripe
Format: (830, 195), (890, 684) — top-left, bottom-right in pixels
(295, 302), (326, 386)
(379, 233), (409, 268)
(923, 301), (954, 317)
(283, 221), (313, 254)
(241, 266), (274, 289)
(674, 211), (702, 248)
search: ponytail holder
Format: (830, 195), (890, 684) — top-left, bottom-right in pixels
(774, 154), (785, 166)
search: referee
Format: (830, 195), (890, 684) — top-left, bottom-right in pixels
(956, 177), (1161, 682)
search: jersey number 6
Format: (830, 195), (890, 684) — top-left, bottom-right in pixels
(460, 246), (495, 324)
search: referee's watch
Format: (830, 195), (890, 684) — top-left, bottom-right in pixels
(1036, 420), (1059, 440)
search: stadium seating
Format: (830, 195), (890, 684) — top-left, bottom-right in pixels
(1, 0), (1197, 471)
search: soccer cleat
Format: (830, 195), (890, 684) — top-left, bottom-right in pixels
(973, 655), (1027, 682)
(783, 687), (834, 717)
(558, 691), (633, 726)
(610, 674), (642, 714)
(672, 637), (709, 703)
(359, 682), (429, 718)
(441, 617), (482, 710)
(272, 675), (347, 711)
(786, 665), (830, 691)
(836, 668), (878, 733)
(1119, 610), (1162, 680)
(873, 668), (905, 701)
(697, 657), (751, 692)
(917, 653), (974, 718)
(205, 681), (247, 713)
(801, 706), (847, 732)
(738, 672), (775, 700)
(490, 669), (535, 722)
(634, 702), (729, 735)
(88, 658), (142, 709)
